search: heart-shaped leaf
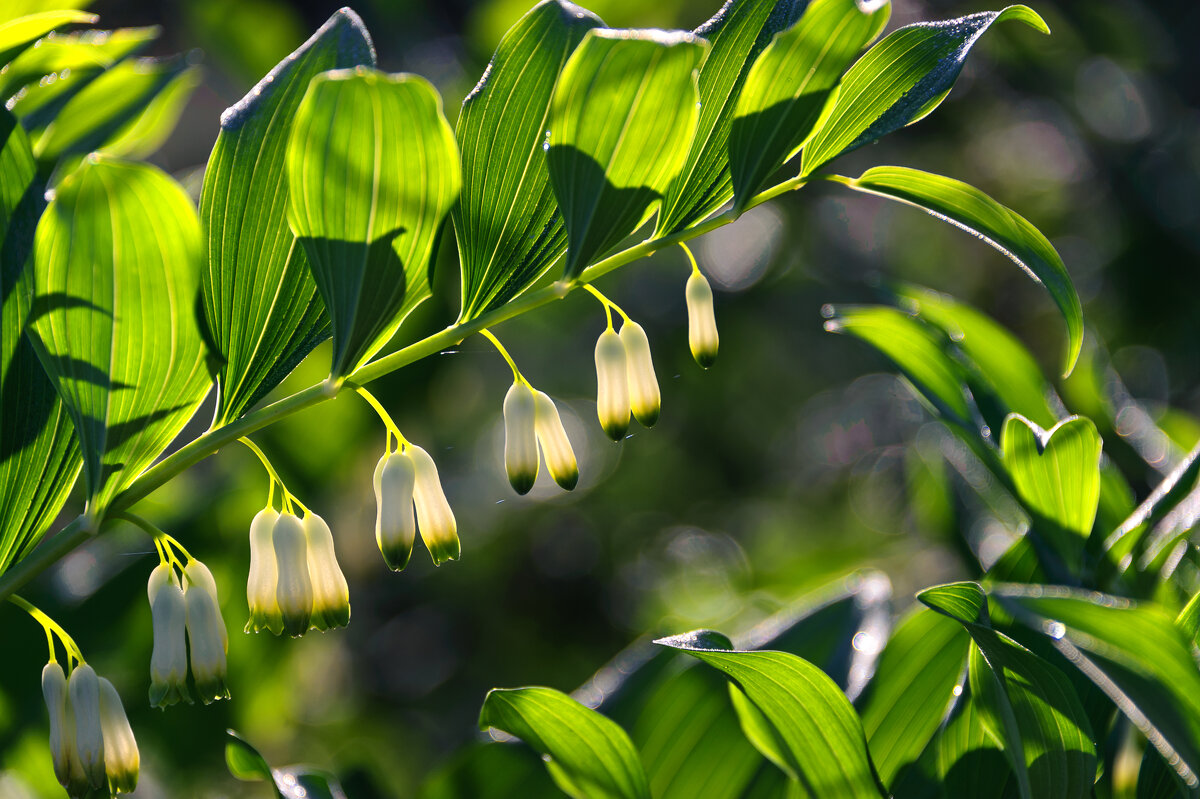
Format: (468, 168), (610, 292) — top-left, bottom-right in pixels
(286, 67), (461, 379)
(479, 686), (651, 799)
(832, 167), (1083, 375)
(655, 630), (887, 797)
(0, 10), (96, 66)
(201, 9), (374, 423)
(801, 6), (1049, 177)
(728, 0), (888, 211)
(994, 584), (1200, 790)
(29, 156), (212, 515)
(1001, 414), (1101, 565)
(0, 107), (79, 575)
(548, 28), (708, 279)
(454, 0), (601, 322)
(654, 0), (812, 235)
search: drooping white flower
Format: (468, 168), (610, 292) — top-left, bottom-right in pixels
(245, 507), (282, 635)
(686, 270), (718, 368)
(619, 320), (660, 427)
(375, 451), (416, 571)
(408, 444), (460, 565)
(304, 513), (350, 631)
(147, 563), (190, 707)
(96, 676), (139, 794)
(504, 381), (539, 495)
(67, 664), (105, 791)
(42, 662), (72, 787)
(594, 329), (630, 441)
(272, 513), (313, 637)
(533, 390), (578, 490)
(183, 560), (229, 703)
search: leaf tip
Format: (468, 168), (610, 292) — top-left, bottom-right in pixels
(653, 629), (734, 652)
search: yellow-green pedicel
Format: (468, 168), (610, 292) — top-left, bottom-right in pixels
(147, 563), (190, 707)
(305, 513), (351, 630)
(504, 381), (539, 494)
(183, 560), (230, 702)
(594, 329), (630, 441)
(245, 507), (283, 634)
(375, 450), (417, 571)
(272, 513), (313, 636)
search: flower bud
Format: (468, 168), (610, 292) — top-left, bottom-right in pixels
(304, 513), (350, 631)
(619, 320), (660, 427)
(272, 513), (313, 637)
(409, 444), (460, 565)
(686, 270), (718, 368)
(533, 391), (578, 490)
(594, 329), (630, 441)
(183, 560), (229, 703)
(67, 664), (105, 790)
(42, 662), (72, 787)
(97, 677), (139, 794)
(147, 564), (190, 707)
(245, 507), (283, 635)
(504, 381), (539, 494)
(375, 451), (416, 571)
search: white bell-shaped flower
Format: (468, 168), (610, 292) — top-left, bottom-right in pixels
(504, 381), (539, 495)
(375, 451), (416, 571)
(272, 513), (313, 637)
(533, 390), (578, 490)
(686, 270), (719, 368)
(619, 320), (660, 427)
(183, 560), (229, 703)
(245, 507), (282, 635)
(408, 444), (460, 565)
(97, 676), (139, 794)
(42, 662), (72, 787)
(305, 513), (350, 631)
(67, 664), (105, 791)
(147, 563), (190, 707)
(594, 329), (630, 441)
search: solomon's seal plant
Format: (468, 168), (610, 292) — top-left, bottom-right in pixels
(6, 0), (1188, 797)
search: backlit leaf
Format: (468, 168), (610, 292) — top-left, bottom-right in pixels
(201, 9), (374, 423)
(548, 28), (708, 279)
(0, 25), (158, 99)
(0, 10), (96, 66)
(286, 68), (460, 379)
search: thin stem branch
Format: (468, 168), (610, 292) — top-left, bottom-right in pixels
(479, 329), (524, 383)
(9, 594), (84, 664)
(352, 385), (408, 448)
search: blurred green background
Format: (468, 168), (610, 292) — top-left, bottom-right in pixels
(3, 0), (1199, 796)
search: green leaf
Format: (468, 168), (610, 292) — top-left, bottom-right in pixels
(832, 168), (1083, 376)
(919, 582), (1096, 799)
(0, 25), (159, 99)
(1139, 746), (1198, 799)
(478, 686), (650, 799)
(97, 62), (200, 159)
(0, 10), (96, 66)
(728, 0), (887, 211)
(200, 9), (374, 423)
(29, 156), (211, 513)
(0, 106), (79, 575)
(655, 630), (886, 798)
(857, 607), (970, 788)
(33, 55), (200, 167)
(226, 729), (348, 799)
(286, 67), (460, 379)
(826, 304), (970, 422)
(548, 29), (708, 279)
(801, 6), (1049, 177)
(454, 0), (601, 322)
(932, 689), (1016, 799)
(1105, 441), (1200, 575)
(654, 0), (812, 234)
(1000, 415), (1101, 566)
(993, 583), (1200, 790)
(225, 729), (272, 783)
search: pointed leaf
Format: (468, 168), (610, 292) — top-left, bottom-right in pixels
(728, 0), (887, 210)
(654, 630), (887, 798)
(98, 62), (200, 159)
(29, 156), (211, 513)
(286, 68), (460, 378)
(0, 106), (78, 574)
(801, 6), (1049, 176)
(655, 0), (813, 234)
(0, 25), (159, 99)
(832, 167), (1082, 375)
(478, 686), (650, 799)
(0, 10), (96, 66)
(454, 0), (602, 321)
(548, 29), (708, 279)
(201, 9), (374, 423)
(994, 584), (1200, 790)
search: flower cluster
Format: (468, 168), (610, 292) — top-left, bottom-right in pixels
(42, 662), (138, 796)
(502, 381), (579, 494)
(374, 443), (461, 570)
(594, 318), (662, 441)
(246, 509), (351, 635)
(148, 557), (230, 706)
